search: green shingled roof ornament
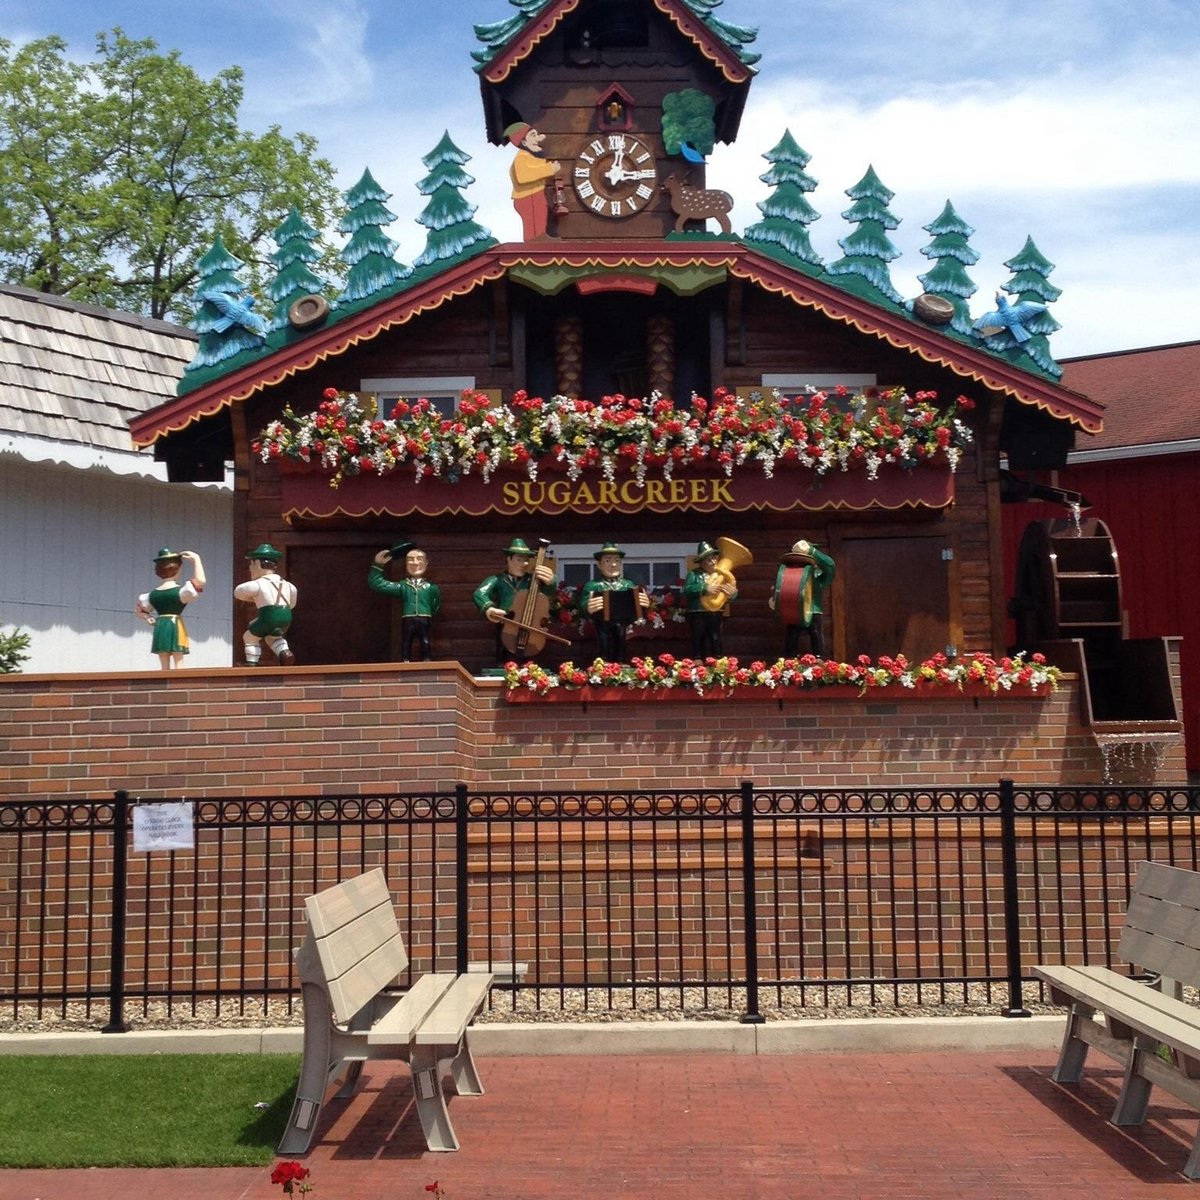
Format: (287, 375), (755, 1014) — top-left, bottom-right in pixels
(336, 169), (411, 308)
(186, 237), (266, 372)
(915, 201), (979, 336)
(826, 166), (904, 306)
(471, 0), (759, 71)
(267, 207), (329, 332)
(412, 132), (496, 270)
(742, 129), (823, 270)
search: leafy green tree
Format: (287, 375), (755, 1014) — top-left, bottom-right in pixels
(742, 129), (822, 268)
(916, 201), (979, 335)
(826, 165), (904, 305)
(0, 621), (31, 673)
(0, 30), (339, 320)
(413, 133), (495, 269)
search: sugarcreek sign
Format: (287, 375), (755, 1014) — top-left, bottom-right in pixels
(279, 463), (955, 521)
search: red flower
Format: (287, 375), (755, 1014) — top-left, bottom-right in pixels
(322, 388), (338, 400)
(271, 1161), (311, 1193)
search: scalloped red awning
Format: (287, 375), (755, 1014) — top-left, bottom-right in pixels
(279, 462), (955, 522)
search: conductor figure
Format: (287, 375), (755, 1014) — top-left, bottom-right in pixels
(769, 539), (836, 657)
(368, 539), (441, 662)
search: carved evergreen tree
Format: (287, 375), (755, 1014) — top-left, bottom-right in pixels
(412, 132), (495, 270)
(335, 169), (409, 307)
(267, 206), (328, 331)
(826, 165), (904, 305)
(916, 201), (979, 335)
(742, 129), (822, 269)
(988, 236), (1064, 378)
(186, 236), (265, 372)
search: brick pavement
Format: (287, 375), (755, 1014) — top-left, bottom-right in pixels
(2, 1050), (1196, 1199)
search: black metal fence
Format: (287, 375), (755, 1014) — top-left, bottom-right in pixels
(2, 781), (1199, 1029)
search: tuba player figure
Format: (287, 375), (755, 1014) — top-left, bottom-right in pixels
(684, 539), (738, 658)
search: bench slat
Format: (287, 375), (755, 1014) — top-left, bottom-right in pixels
(1035, 965), (1200, 1058)
(305, 868), (393, 938)
(313, 904), (407, 982)
(1136, 861), (1200, 908)
(414, 974), (494, 1045)
(325, 932), (409, 1025)
(368, 974), (459, 1045)
(1121, 926), (1200, 985)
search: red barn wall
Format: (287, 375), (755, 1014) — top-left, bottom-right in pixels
(1001, 452), (1200, 771)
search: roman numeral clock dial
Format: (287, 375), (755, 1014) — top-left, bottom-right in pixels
(573, 134), (659, 218)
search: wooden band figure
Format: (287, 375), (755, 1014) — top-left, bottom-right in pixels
(368, 539), (442, 662)
(770, 539), (836, 657)
(473, 537), (566, 663)
(578, 541), (650, 662)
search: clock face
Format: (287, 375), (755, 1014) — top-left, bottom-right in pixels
(573, 133), (659, 218)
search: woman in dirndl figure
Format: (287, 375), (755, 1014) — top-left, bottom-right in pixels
(136, 548), (207, 670)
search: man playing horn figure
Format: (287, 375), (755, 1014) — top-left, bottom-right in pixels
(684, 539), (737, 658)
(769, 539), (836, 657)
(578, 541), (649, 663)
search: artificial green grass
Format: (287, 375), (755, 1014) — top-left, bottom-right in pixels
(0, 1053), (301, 1168)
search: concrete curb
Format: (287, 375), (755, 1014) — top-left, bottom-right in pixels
(0, 1015), (1063, 1057)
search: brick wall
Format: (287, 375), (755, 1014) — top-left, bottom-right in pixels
(0, 651), (1187, 800)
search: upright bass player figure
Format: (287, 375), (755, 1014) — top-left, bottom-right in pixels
(473, 537), (567, 663)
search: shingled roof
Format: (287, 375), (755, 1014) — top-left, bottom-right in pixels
(0, 283), (196, 454)
(1061, 339), (1200, 453)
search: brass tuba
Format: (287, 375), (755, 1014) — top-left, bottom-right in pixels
(700, 537), (754, 612)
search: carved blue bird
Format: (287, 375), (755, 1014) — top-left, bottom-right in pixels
(679, 141), (707, 164)
(200, 289), (268, 336)
(973, 291), (1046, 344)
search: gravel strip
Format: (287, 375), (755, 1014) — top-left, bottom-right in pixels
(0, 983), (1062, 1033)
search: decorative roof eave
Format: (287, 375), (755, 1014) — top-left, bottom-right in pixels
(479, 0), (753, 86)
(731, 249), (1104, 434)
(130, 254), (508, 447)
(131, 241), (1103, 448)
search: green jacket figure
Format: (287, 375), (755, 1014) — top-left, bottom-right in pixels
(770, 539), (836, 657)
(474, 537), (557, 663)
(369, 540), (442, 662)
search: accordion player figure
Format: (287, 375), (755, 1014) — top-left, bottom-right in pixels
(578, 541), (649, 662)
(769, 540), (836, 658)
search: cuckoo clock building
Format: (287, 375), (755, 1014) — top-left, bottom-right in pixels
(6, 0), (1180, 797)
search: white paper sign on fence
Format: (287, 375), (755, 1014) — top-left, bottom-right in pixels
(132, 801), (195, 852)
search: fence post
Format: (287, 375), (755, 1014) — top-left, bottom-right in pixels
(739, 779), (765, 1025)
(102, 790), (130, 1033)
(999, 778), (1030, 1018)
(455, 782), (469, 977)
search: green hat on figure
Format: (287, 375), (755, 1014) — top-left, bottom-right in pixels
(503, 538), (534, 557)
(593, 541), (626, 561)
(695, 540), (718, 560)
(389, 538), (417, 558)
(153, 547), (183, 563)
(246, 543), (283, 562)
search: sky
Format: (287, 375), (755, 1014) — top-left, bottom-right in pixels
(3, 0), (1199, 359)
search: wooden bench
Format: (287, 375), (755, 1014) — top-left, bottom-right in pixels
(278, 868), (493, 1155)
(1035, 860), (1200, 1179)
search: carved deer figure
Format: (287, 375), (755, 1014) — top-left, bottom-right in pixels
(661, 174), (734, 234)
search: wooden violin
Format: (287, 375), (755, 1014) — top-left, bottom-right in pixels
(499, 538), (570, 656)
